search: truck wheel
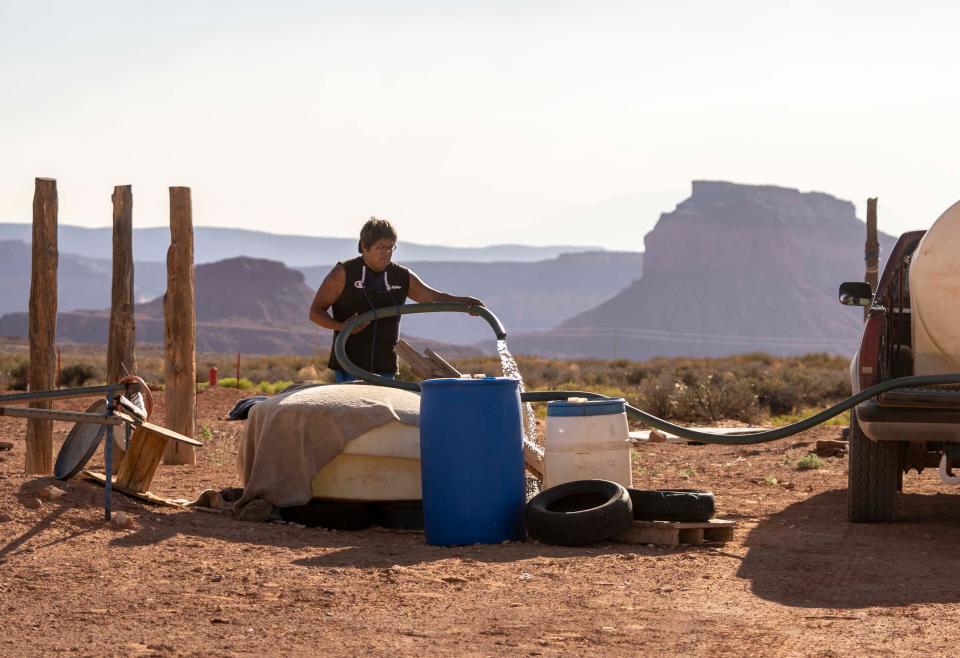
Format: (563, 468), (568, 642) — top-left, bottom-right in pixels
(848, 409), (900, 522)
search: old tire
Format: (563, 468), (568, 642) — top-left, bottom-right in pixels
(279, 500), (373, 530)
(628, 489), (715, 522)
(848, 409), (900, 522)
(525, 479), (633, 546)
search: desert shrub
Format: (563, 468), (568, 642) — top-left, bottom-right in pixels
(256, 380), (295, 395)
(634, 373), (677, 419)
(218, 377), (254, 390)
(756, 377), (801, 415)
(60, 363), (97, 388)
(796, 453), (824, 470)
(671, 372), (760, 424)
(8, 361), (28, 390)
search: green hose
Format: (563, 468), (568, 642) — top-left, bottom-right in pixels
(334, 303), (960, 445)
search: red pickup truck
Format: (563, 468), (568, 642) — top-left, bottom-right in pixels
(840, 208), (960, 522)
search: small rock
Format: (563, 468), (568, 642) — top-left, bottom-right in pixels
(441, 576), (468, 584)
(209, 574), (224, 583)
(210, 618), (230, 625)
(649, 430), (668, 443)
(518, 572), (533, 581)
(22, 497), (42, 510)
(111, 512), (136, 529)
(40, 485), (67, 500)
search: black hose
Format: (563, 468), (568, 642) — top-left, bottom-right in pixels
(333, 303), (960, 445)
(334, 302), (506, 391)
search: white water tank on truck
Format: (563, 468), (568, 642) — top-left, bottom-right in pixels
(543, 397), (632, 490)
(911, 200), (960, 375)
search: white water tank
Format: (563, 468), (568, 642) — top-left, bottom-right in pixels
(911, 200), (960, 375)
(311, 421), (422, 501)
(543, 398), (632, 490)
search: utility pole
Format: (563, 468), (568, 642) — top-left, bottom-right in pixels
(864, 197), (879, 322)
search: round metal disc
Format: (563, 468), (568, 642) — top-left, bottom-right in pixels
(54, 399), (108, 480)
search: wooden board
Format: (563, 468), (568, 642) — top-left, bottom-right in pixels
(81, 470), (189, 508)
(112, 411), (203, 446)
(523, 439), (544, 479)
(630, 427), (770, 445)
(423, 349), (462, 377)
(614, 519), (736, 546)
(395, 340), (450, 379)
(114, 425), (167, 493)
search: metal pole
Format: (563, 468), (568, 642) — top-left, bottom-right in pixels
(104, 386), (113, 521)
(865, 197), (879, 322)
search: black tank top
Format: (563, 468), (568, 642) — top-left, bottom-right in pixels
(327, 256), (410, 373)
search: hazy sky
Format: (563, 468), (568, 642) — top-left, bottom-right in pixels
(2, 0), (958, 251)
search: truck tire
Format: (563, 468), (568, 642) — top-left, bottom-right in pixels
(525, 480), (633, 546)
(848, 409), (900, 522)
(628, 489), (715, 522)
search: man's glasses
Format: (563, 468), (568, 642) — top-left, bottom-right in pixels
(372, 244), (397, 254)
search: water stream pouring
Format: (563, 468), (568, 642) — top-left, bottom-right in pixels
(334, 302), (960, 446)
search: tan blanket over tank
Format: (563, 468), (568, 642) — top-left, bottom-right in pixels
(234, 384), (421, 516)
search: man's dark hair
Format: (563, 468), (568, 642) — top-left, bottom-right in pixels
(358, 217), (398, 253)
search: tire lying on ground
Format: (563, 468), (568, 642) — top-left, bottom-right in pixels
(525, 479), (634, 546)
(279, 500), (374, 530)
(627, 489), (715, 522)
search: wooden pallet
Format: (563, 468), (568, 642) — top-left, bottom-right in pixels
(614, 519), (735, 546)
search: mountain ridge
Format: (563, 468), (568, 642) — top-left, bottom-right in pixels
(0, 223), (603, 266)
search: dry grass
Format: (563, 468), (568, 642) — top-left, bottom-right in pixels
(0, 338), (850, 425)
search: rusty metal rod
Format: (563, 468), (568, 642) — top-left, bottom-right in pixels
(0, 382), (141, 405)
(0, 406), (125, 425)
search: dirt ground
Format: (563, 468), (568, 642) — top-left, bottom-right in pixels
(4, 387), (960, 657)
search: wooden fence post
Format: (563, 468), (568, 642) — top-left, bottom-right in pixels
(864, 197), (879, 322)
(163, 186), (196, 465)
(26, 177), (58, 474)
(107, 185), (136, 382)
(107, 185), (136, 473)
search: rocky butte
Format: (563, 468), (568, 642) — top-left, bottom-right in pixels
(507, 180), (896, 360)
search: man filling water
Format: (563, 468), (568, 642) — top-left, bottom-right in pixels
(309, 217), (484, 382)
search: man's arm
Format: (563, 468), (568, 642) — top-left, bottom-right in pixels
(407, 271), (483, 306)
(308, 264), (369, 334)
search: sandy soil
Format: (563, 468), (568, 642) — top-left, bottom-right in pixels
(4, 387), (960, 657)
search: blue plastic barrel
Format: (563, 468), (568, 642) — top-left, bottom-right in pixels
(419, 377), (526, 546)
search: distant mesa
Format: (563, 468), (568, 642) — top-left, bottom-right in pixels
(0, 256), (479, 356)
(504, 180), (896, 359)
(0, 241), (644, 351)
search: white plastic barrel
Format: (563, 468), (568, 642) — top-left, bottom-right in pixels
(543, 397), (632, 490)
(911, 199), (960, 374)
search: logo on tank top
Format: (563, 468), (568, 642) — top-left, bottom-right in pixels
(356, 265), (403, 291)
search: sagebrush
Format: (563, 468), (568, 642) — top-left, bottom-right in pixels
(0, 338), (849, 424)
